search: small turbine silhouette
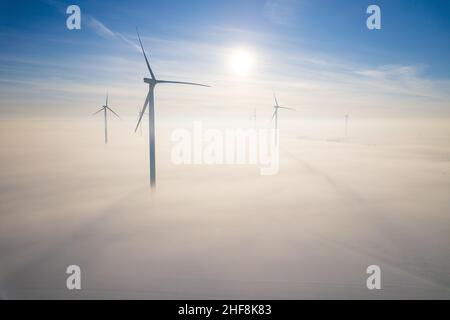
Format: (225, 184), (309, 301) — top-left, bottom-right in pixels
(92, 93), (120, 144)
(271, 93), (295, 145)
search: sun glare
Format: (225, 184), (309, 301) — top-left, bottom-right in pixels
(229, 49), (254, 76)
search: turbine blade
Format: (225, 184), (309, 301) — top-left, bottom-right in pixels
(106, 92), (108, 106)
(136, 28), (156, 80)
(157, 80), (210, 87)
(271, 109), (277, 121)
(278, 106), (296, 111)
(135, 92), (150, 132)
(92, 107), (104, 115)
(106, 106), (120, 119)
(273, 92), (279, 107)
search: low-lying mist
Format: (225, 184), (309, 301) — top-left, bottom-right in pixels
(0, 117), (449, 299)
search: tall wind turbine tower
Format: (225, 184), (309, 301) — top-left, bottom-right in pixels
(135, 29), (210, 188)
(92, 93), (120, 144)
(271, 93), (295, 145)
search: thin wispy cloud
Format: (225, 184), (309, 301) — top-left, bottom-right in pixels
(41, 0), (140, 52)
(85, 16), (116, 38)
(1, 0), (449, 119)
(2, 30), (449, 118)
(85, 15), (141, 52)
(263, 0), (301, 26)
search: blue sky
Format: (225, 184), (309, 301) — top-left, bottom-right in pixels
(0, 0), (449, 118)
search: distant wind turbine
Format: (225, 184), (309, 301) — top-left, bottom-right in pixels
(92, 93), (120, 144)
(271, 93), (295, 144)
(134, 29), (210, 188)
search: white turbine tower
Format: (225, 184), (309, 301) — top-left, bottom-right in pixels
(92, 93), (120, 144)
(134, 29), (210, 188)
(271, 93), (295, 144)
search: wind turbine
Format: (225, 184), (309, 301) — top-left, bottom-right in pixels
(271, 93), (295, 144)
(134, 29), (210, 188)
(92, 93), (120, 144)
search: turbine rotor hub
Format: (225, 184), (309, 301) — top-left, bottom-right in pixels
(144, 78), (157, 85)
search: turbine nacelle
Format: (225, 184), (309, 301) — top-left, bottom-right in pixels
(271, 93), (295, 122)
(144, 78), (157, 85)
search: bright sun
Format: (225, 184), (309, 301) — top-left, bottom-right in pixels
(229, 49), (254, 76)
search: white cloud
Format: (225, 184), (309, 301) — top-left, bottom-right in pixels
(1, 16), (450, 119)
(85, 16), (116, 38)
